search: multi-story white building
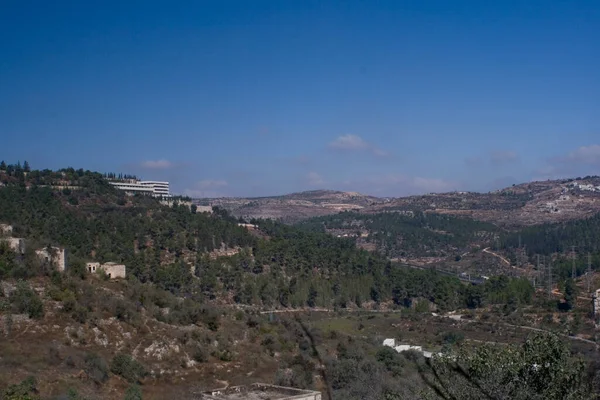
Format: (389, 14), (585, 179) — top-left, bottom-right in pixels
(109, 179), (170, 197)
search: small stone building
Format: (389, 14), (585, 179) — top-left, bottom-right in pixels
(1, 237), (25, 254)
(36, 247), (67, 272)
(86, 261), (126, 279)
(0, 224), (13, 236)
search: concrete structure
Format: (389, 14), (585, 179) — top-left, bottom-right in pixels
(201, 383), (321, 400)
(1, 237), (25, 254)
(36, 246), (67, 272)
(594, 289), (600, 327)
(383, 338), (440, 359)
(109, 179), (170, 197)
(195, 205), (214, 213)
(160, 199), (192, 209)
(237, 223), (258, 229)
(86, 261), (126, 279)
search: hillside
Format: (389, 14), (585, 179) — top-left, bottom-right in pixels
(1, 163), (600, 399)
(198, 177), (600, 227)
(200, 190), (381, 223)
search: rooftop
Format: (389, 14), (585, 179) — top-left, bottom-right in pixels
(201, 383), (321, 400)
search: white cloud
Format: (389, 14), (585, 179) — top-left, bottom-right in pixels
(195, 179), (228, 189)
(140, 159), (173, 169)
(563, 144), (600, 165)
(329, 134), (369, 150)
(183, 179), (229, 198)
(306, 172), (325, 186)
(535, 144), (600, 180)
(490, 151), (519, 165)
(328, 134), (389, 157)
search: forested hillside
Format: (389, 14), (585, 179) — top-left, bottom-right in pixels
(501, 212), (600, 279)
(0, 163), (596, 400)
(0, 164), (531, 311)
(296, 211), (499, 258)
(502, 212), (600, 256)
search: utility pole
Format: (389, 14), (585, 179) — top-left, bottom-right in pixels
(571, 245), (577, 279)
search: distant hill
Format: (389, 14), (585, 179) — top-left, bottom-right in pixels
(196, 177), (600, 227)
(202, 190), (381, 223)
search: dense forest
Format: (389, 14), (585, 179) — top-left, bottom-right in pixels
(0, 163), (533, 312)
(501, 212), (600, 278)
(296, 211), (499, 258)
(502, 212), (600, 255)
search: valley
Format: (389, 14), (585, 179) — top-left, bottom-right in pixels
(1, 163), (599, 399)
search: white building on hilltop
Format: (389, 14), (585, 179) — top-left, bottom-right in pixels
(109, 179), (170, 197)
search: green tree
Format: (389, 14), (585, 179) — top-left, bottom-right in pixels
(9, 281), (44, 319)
(307, 284), (318, 307)
(427, 333), (592, 399)
(124, 385), (143, 400)
(110, 354), (147, 383)
(3, 376), (39, 400)
(563, 278), (578, 311)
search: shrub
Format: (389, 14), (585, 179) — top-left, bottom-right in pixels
(61, 290), (77, 312)
(110, 354), (147, 383)
(376, 346), (405, 376)
(84, 353), (109, 384)
(192, 346), (208, 363)
(3, 376), (39, 400)
(97, 268), (109, 281)
(199, 306), (220, 331)
(10, 281), (44, 319)
(123, 385), (143, 400)
(72, 305), (89, 324)
(443, 331), (464, 345)
(47, 345), (62, 366)
(246, 314), (260, 328)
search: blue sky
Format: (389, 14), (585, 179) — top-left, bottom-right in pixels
(1, 1), (598, 197)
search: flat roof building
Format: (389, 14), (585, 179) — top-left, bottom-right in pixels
(109, 179), (170, 197)
(86, 261), (126, 279)
(201, 384), (321, 400)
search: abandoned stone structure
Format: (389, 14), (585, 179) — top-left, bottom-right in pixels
(1, 237), (25, 254)
(36, 247), (67, 272)
(86, 262), (126, 279)
(0, 224), (13, 236)
(201, 383), (321, 400)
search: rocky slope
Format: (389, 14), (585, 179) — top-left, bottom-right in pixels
(197, 178), (600, 227)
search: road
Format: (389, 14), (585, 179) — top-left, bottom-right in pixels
(398, 262), (486, 284)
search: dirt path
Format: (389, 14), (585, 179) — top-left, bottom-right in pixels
(482, 247), (511, 266)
